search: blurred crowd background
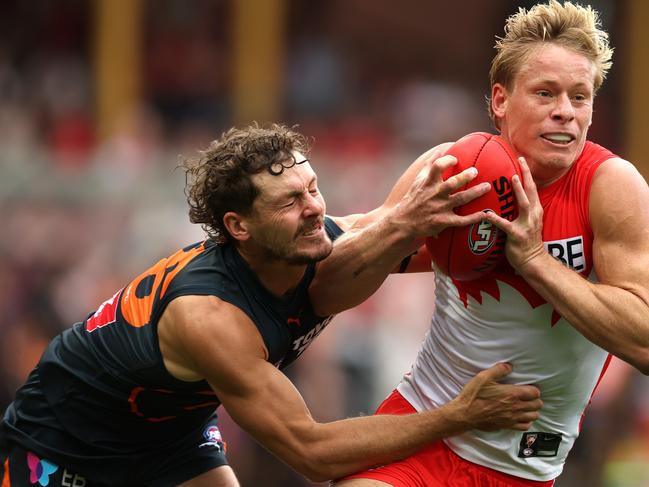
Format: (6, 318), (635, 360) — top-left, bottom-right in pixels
(1, 1), (649, 486)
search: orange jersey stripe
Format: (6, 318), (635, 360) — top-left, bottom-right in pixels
(2, 457), (10, 487)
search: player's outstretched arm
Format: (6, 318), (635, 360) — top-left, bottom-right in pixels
(163, 296), (542, 482)
(311, 143), (490, 316)
(485, 157), (649, 373)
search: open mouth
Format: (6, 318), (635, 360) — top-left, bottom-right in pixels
(541, 133), (575, 145)
(298, 222), (323, 238)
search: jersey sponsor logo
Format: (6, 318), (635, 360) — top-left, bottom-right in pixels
(61, 469), (87, 487)
(544, 236), (585, 272)
(292, 315), (334, 356)
(86, 288), (123, 332)
(26, 451), (59, 486)
(452, 235), (586, 318)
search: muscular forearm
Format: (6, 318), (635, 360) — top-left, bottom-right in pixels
(311, 211), (421, 316)
(223, 358), (539, 483)
(278, 364), (540, 481)
(286, 404), (465, 482)
(521, 253), (649, 372)
(310, 146), (490, 316)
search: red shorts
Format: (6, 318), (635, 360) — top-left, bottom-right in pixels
(342, 390), (555, 487)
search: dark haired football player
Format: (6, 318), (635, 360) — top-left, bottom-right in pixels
(0, 124), (542, 486)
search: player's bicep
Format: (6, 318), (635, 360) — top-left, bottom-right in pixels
(169, 297), (319, 469)
(591, 159), (649, 300)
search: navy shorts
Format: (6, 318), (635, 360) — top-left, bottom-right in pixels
(1, 419), (229, 486)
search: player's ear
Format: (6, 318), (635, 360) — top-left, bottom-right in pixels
(491, 83), (508, 119)
(223, 212), (251, 242)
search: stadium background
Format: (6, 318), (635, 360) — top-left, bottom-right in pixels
(1, 0), (648, 485)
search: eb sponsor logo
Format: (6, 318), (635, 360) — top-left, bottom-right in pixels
(544, 236), (585, 272)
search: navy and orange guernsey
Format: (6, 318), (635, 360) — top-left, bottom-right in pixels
(2, 217), (343, 481)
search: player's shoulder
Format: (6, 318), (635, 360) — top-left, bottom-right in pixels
(166, 294), (253, 337)
(577, 139), (640, 190)
(596, 155), (636, 172)
(593, 156), (645, 189)
(590, 156), (649, 234)
(163, 294), (268, 373)
(162, 240), (232, 291)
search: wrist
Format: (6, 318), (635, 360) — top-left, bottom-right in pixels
(515, 247), (551, 277)
(437, 399), (469, 435)
(383, 206), (419, 249)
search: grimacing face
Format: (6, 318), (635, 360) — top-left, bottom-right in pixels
(491, 43), (596, 186)
(246, 154), (332, 265)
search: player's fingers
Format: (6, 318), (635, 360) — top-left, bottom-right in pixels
(511, 422), (535, 431)
(513, 384), (542, 401)
(448, 182), (491, 207)
(483, 210), (513, 234)
(450, 211), (490, 228)
(524, 411), (541, 422)
(418, 146), (445, 165)
(416, 142), (453, 164)
(427, 155), (459, 183)
(512, 174), (530, 214)
(475, 362), (514, 384)
(516, 410), (541, 423)
(519, 399), (544, 412)
(513, 397), (543, 413)
(438, 166), (478, 193)
(518, 157), (540, 207)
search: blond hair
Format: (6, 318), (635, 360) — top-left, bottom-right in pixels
(488, 0), (613, 124)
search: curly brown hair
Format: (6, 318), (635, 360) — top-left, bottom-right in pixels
(183, 123), (311, 244)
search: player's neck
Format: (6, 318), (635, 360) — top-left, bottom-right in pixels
(236, 245), (307, 297)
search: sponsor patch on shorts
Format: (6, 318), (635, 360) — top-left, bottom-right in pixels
(27, 451), (59, 486)
(518, 432), (562, 458)
(199, 425), (225, 452)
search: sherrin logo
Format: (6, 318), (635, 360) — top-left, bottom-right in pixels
(468, 211), (498, 255)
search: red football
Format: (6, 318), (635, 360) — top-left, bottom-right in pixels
(425, 132), (521, 281)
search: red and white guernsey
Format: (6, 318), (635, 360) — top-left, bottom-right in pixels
(398, 141), (617, 481)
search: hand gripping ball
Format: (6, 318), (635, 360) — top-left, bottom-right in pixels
(426, 132), (522, 281)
